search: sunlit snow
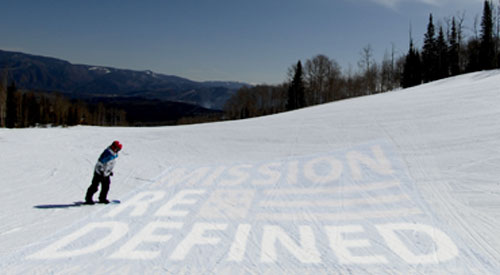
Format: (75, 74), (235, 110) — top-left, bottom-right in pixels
(1, 70), (499, 274)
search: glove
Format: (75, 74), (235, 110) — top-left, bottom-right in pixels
(110, 172), (114, 176)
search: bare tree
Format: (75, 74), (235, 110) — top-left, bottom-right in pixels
(381, 49), (394, 92)
(456, 11), (466, 42)
(304, 54), (341, 105)
(224, 84), (288, 119)
(455, 11), (468, 71)
(358, 45), (374, 74)
(473, 14), (480, 39)
(358, 45), (378, 94)
(326, 60), (342, 101)
(286, 62), (298, 83)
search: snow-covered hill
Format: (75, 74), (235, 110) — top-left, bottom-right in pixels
(1, 71), (499, 274)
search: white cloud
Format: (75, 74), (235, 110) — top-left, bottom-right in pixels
(368, 0), (482, 9)
(369, 0), (403, 9)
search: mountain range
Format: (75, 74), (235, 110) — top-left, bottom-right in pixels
(0, 49), (249, 110)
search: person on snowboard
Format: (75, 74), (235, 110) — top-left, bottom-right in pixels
(85, 140), (122, 204)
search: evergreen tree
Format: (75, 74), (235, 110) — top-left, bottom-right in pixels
(39, 94), (51, 124)
(402, 40), (422, 88)
(436, 26), (450, 79)
(0, 72), (6, 127)
(422, 14), (438, 82)
(24, 92), (40, 127)
(68, 105), (79, 126)
(449, 17), (461, 76)
(480, 0), (495, 70)
(286, 60), (305, 111)
(5, 81), (18, 128)
(467, 39), (482, 72)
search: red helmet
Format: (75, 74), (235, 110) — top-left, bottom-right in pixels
(111, 140), (122, 151)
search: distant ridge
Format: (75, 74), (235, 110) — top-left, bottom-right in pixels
(0, 49), (250, 110)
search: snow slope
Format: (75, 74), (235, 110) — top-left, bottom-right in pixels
(1, 71), (500, 274)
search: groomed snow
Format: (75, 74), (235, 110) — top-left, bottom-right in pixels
(1, 70), (500, 274)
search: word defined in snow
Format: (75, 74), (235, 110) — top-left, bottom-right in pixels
(17, 142), (493, 274)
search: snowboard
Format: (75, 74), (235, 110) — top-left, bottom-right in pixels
(75, 200), (121, 206)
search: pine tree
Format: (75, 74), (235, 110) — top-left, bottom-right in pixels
(402, 40), (422, 88)
(480, 0), (495, 70)
(449, 17), (461, 76)
(0, 77), (5, 127)
(24, 92), (40, 127)
(467, 39), (482, 72)
(436, 26), (449, 79)
(422, 14), (438, 82)
(5, 81), (18, 128)
(286, 61), (305, 111)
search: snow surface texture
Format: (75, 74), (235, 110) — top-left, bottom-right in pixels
(1, 71), (500, 274)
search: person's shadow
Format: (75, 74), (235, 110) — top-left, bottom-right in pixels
(34, 200), (120, 209)
(33, 202), (87, 209)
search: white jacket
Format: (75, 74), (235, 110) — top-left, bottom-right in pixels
(94, 147), (118, 177)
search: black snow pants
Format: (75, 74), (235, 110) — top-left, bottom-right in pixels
(85, 171), (110, 202)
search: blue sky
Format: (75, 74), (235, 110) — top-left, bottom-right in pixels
(1, 0), (484, 84)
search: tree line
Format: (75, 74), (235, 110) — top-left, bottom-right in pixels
(403, 1), (500, 87)
(224, 50), (402, 120)
(0, 79), (127, 128)
(1, 1), (497, 127)
(225, 0), (500, 120)
(0, 77), (224, 128)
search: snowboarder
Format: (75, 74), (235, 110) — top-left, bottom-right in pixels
(85, 140), (122, 204)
